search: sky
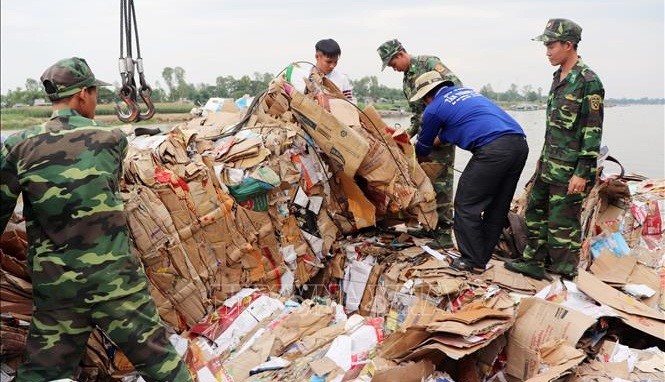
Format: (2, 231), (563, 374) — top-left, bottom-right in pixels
(1, 0), (664, 99)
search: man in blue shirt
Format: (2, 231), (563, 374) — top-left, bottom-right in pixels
(412, 71), (529, 273)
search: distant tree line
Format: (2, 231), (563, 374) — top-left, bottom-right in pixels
(159, 67), (274, 104)
(605, 97), (665, 105)
(351, 76), (403, 101)
(1, 78), (120, 107)
(1, 68), (663, 107)
(0, 67), (276, 107)
(479, 84), (544, 103)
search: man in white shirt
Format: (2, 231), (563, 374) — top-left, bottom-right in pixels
(314, 38), (354, 102)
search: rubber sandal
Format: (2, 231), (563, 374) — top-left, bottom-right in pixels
(449, 257), (486, 275)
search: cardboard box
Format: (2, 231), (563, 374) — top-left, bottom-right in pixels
(589, 251), (637, 284)
(505, 297), (597, 380)
(290, 90), (369, 177)
(371, 359), (435, 382)
(576, 269), (665, 340)
(329, 98), (360, 127)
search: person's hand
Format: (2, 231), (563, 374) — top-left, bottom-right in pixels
(567, 175), (587, 195)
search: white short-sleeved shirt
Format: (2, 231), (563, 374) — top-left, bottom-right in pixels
(325, 68), (354, 102)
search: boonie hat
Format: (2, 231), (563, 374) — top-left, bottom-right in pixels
(377, 39), (404, 71)
(409, 71), (451, 102)
(40, 57), (111, 101)
(533, 18), (582, 44)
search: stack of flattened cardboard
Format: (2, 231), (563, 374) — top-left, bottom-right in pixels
(0, 219), (30, 373)
(0, 220), (30, 322)
(276, 80), (437, 230)
(575, 176), (665, 341)
(358, 106), (437, 227)
(122, 185), (211, 330)
(580, 177), (664, 310)
(380, 294), (515, 363)
(3, 213), (664, 381)
(502, 263), (665, 381)
(481, 259), (550, 294)
(571, 338), (665, 381)
(123, 126), (300, 326)
(185, 288), (385, 382)
(74, 75), (440, 355)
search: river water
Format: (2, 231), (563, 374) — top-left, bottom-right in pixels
(383, 104), (665, 191)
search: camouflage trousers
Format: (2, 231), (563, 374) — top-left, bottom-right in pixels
(17, 285), (192, 382)
(429, 142), (456, 234)
(522, 176), (586, 276)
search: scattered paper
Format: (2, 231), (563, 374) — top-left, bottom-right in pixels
(623, 283), (656, 299)
(421, 245), (445, 261)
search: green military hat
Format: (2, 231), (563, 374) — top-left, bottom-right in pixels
(377, 39), (404, 71)
(533, 18), (582, 44)
(40, 57), (111, 101)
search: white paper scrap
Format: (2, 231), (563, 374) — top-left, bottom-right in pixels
(421, 245), (445, 261)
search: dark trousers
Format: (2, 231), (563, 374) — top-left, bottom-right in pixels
(454, 134), (528, 267)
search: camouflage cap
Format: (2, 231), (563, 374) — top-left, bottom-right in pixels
(40, 57), (111, 101)
(377, 39), (404, 71)
(533, 18), (582, 44)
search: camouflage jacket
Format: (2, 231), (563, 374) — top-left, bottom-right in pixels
(0, 108), (147, 309)
(538, 59), (604, 185)
(403, 55), (462, 135)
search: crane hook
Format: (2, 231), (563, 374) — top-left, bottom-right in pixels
(118, 0), (154, 122)
(115, 84), (140, 123)
(135, 65), (155, 121)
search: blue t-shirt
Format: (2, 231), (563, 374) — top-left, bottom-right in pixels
(415, 86), (525, 156)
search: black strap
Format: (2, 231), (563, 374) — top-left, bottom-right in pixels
(604, 155), (625, 179)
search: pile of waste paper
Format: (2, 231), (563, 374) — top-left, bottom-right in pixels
(1, 75), (663, 382)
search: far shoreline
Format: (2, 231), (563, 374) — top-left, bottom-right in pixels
(2, 102), (664, 132)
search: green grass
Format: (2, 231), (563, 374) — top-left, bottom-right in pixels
(1, 106), (52, 118)
(372, 100), (408, 111)
(1, 102), (194, 131)
(0, 113), (46, 130)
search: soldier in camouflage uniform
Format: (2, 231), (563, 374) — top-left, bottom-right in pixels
(377, 39), (462, 248)
(0, 57), (192, 382)
(505, 19), (604, 280)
